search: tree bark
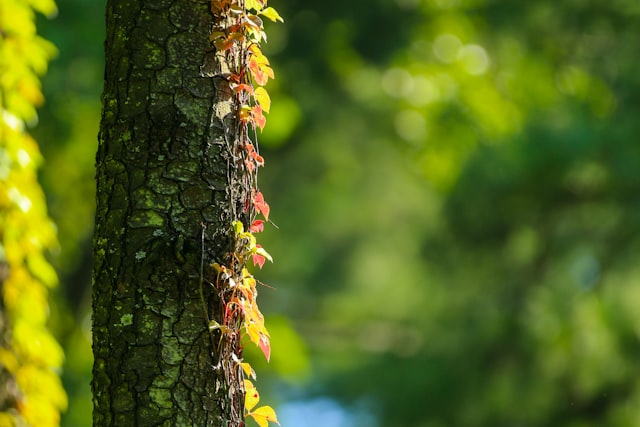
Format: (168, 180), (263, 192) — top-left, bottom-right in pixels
(93, 0), (237, 425)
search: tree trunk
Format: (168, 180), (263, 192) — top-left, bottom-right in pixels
(93, 0), (237, 425)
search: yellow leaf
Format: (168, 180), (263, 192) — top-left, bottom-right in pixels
(254, 245), (273, 262)
(28, 0), (58, 17)
(253, 87), (271, 113)
(248, 405), (280, 427)
(244, 379), (260, 411)
(260, 7), (284, 23)
(245, 0), (263, 11)
(232, 220), (244, 234)
(246, 322), (262, 346)
(0, 413), (16, 427)
(27, 252), (58, 287)
(0, 349), (19, 374)
(241, 362), (256, 379)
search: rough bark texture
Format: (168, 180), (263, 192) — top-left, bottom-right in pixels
(93, 0), (236, 425)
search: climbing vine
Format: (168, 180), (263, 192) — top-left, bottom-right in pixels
(0, 0), (67, 426)
(209, 1), (282, 426)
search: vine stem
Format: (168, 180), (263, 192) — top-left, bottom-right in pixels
(199, 222), (210, 325)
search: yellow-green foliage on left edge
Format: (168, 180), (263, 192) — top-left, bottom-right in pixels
(0, 0), (67, 426)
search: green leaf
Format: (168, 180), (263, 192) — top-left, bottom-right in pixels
(232, 220), (244, 235)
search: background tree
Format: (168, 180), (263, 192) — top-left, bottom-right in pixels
(0, 0), (67, 425)
(28, 0), (640, 426)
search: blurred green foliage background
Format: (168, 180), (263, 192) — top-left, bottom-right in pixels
(33, 0), (640, 425)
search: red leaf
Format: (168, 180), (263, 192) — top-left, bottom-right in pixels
(250, 220), (264, 233)
(258, 333), (271, 361)
(247, 143), (265, 166)
(233, 83), (253, 95)
(252, 252), (266, 269)
(252, 105), (266, 131)
(254, 191), (270, 221)
(249, 58), (270, 86)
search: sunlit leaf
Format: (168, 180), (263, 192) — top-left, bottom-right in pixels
(254, 191), (270, 221)
(258, 333), (271, 362)
(248, 405), (280, 427)
(247, 322), (262, 346)
(244, 379), (260, 411)
(254, 245), (273, 263)
(241, 362), (256, 380)
(252, 252), (266, 269)
(250, 220), (264, 233)
(254, 87), (271, 113)
(260, 7), (284, 23)
(245, 0), (263, 12)
(247, 14), (264, 31)
(252, 105), (266, 131)
(28, 0), (58, 16)
(249, 58), (269, 86)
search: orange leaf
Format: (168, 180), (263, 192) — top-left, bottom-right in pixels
(258, 333), (271, 362)
(233, 83), (254, 95)
(250, 220), (264, 233)
(246, 143), (265, 166)
(249, 58), (269, 86)
(261, 64), (275, 80)
(252, 252), (266, 269)
(254, 191), (270, 221)
(253, 105), (266, 131)
(245, 158), (256, 173)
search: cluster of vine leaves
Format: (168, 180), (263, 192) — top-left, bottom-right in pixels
(0, 0), (67, 426)
(208, 1), (282, 426)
